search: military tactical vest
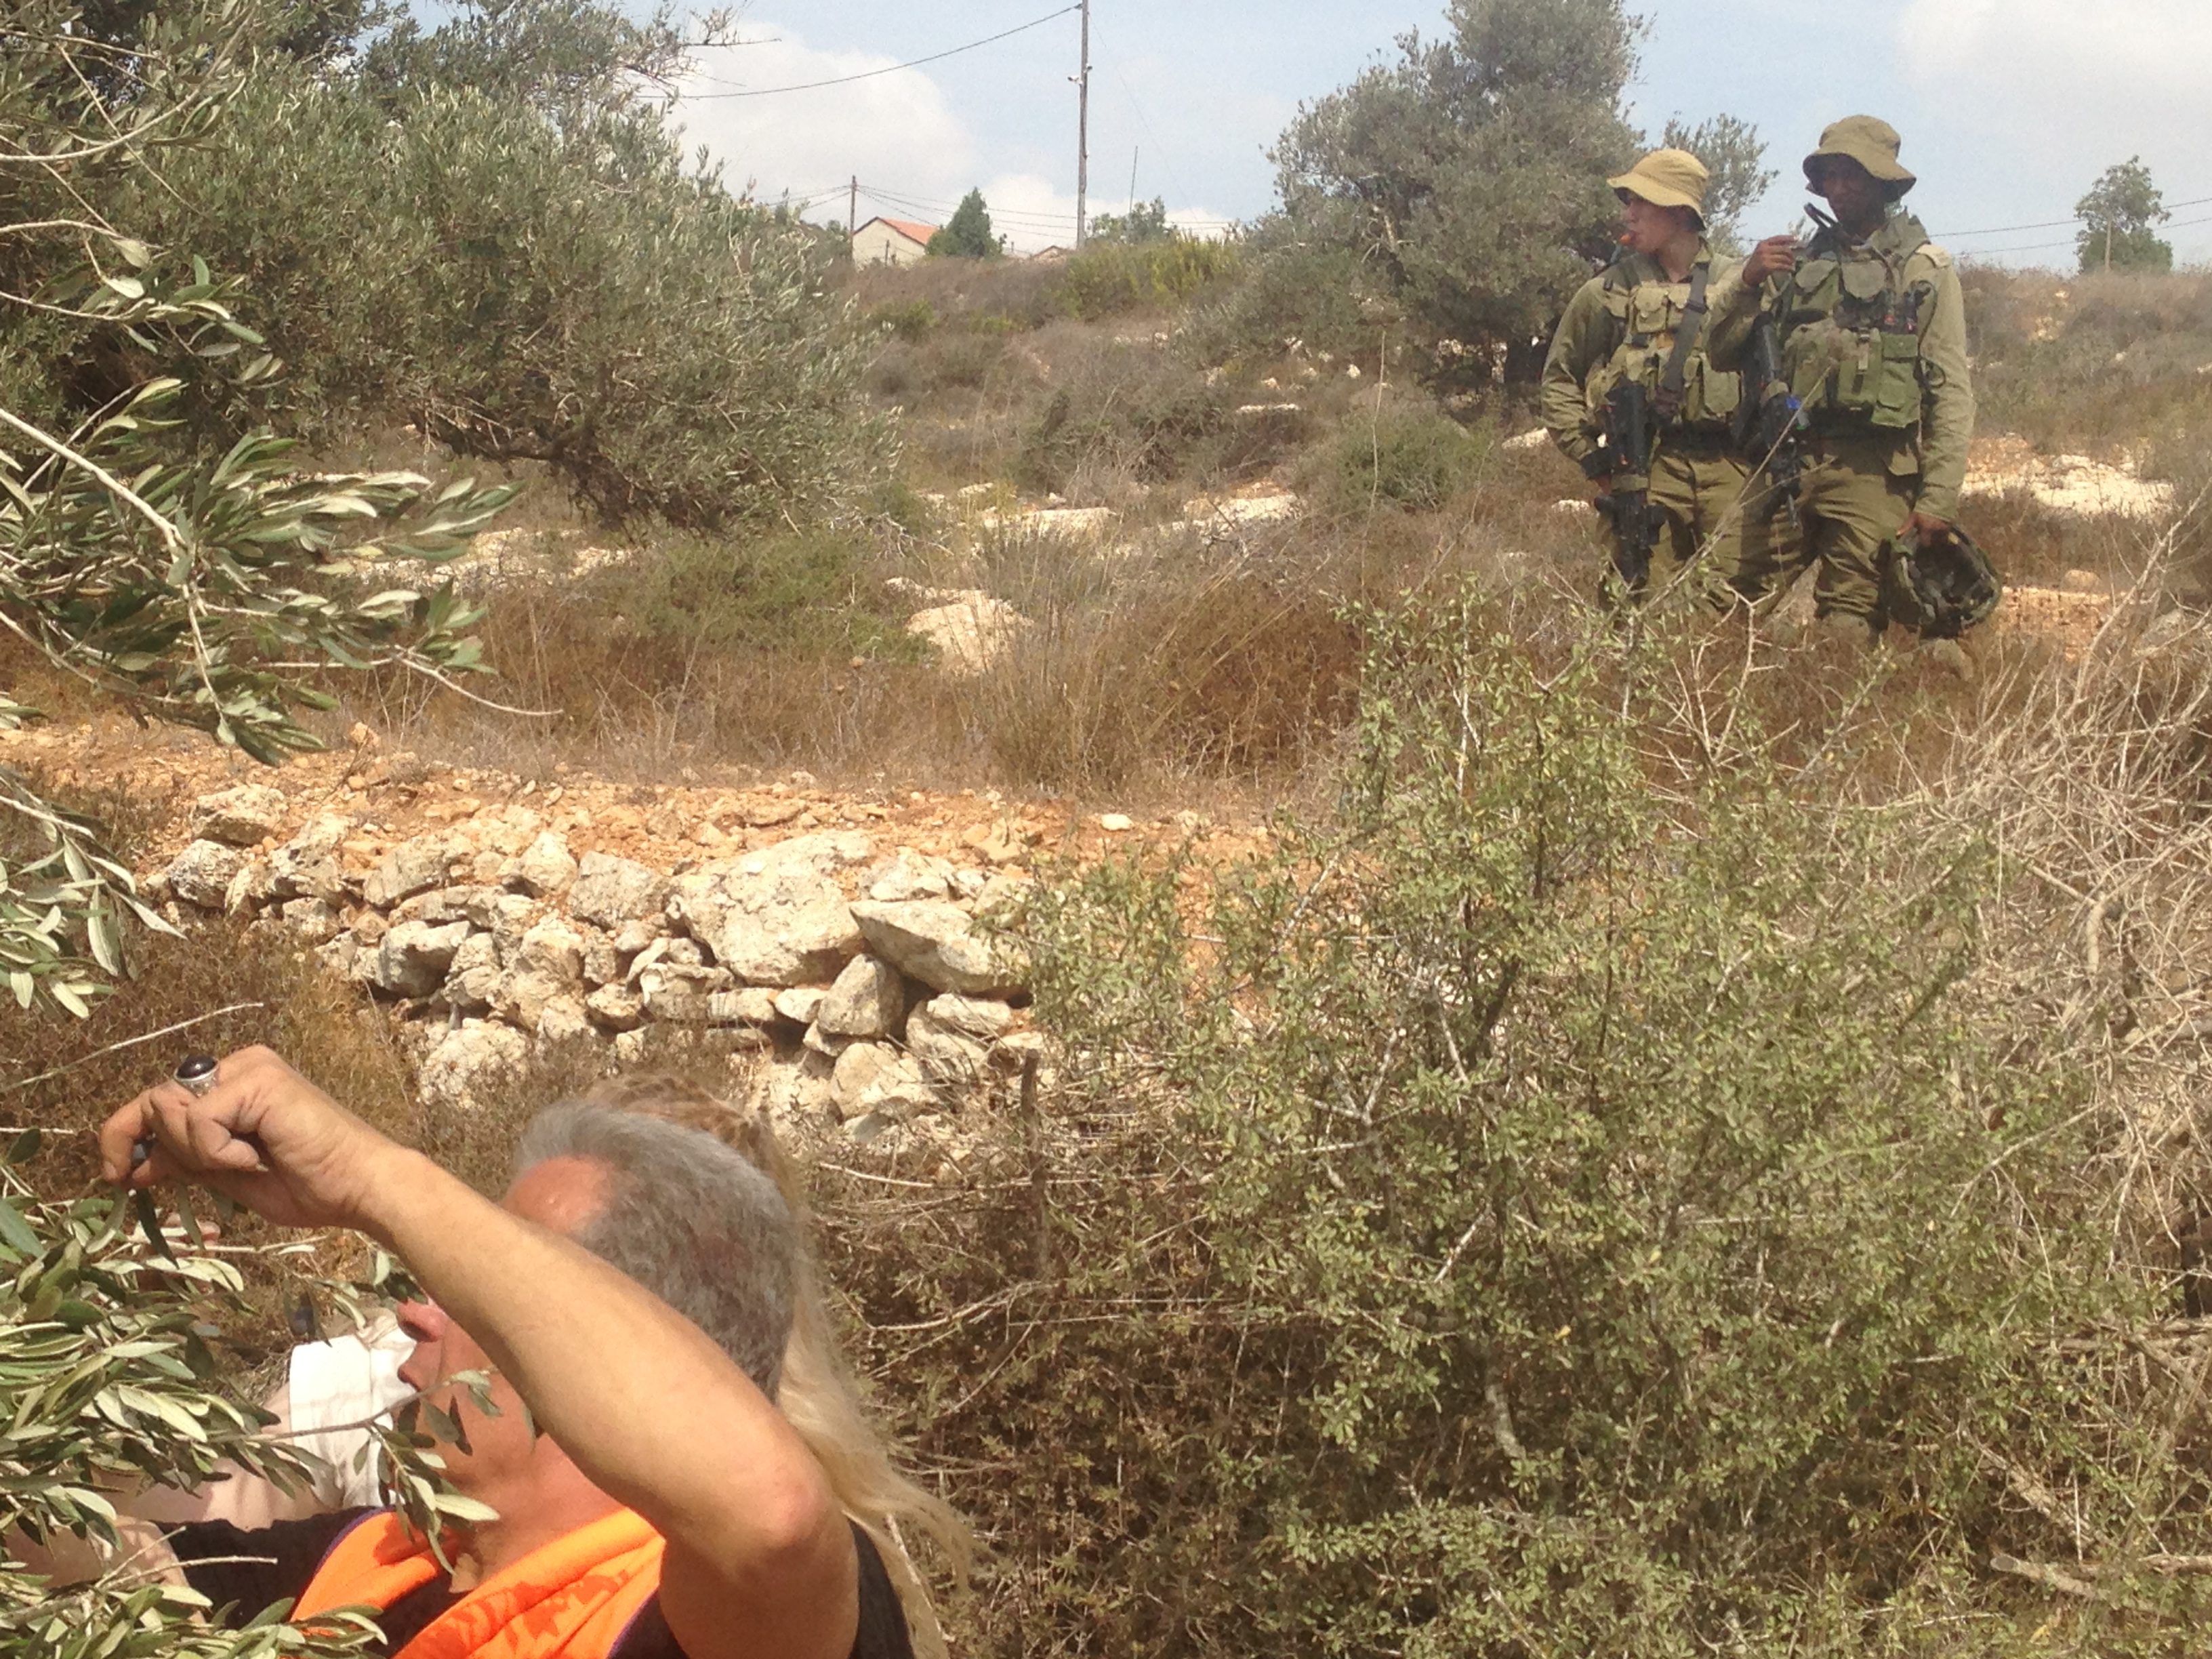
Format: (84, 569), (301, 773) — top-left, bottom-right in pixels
(1585, 249), (1741, 434)
(1776, 213), (1940, 435)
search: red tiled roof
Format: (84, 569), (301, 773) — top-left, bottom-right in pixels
(861, 217), (939, 245)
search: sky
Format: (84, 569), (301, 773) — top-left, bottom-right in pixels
(665, 0), (2212, 266)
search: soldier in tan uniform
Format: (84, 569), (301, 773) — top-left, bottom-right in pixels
(1704, 117), (1977, 638)
(1540, 148), (1772, 602)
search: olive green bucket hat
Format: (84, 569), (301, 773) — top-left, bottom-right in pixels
(1608, 148), (1710, 225)
(1803, 115), (1917, 196)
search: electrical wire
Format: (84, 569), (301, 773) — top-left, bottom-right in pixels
(1939, 193), (2212, 241)
(674, 5), (1080, 101)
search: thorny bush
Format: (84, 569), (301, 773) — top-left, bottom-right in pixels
(821, 596), (2209, 1658)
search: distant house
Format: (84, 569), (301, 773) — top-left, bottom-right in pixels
(1028, 245), (1073, 264)
(851, 217), (938, 267)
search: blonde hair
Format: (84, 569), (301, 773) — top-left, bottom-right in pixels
(581, 1073), (972, 1656)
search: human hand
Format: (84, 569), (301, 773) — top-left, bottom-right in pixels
(1742, 234), (1800, 285)
(1900, 510), (1954, 542)
(98, 1046), (407, 1233)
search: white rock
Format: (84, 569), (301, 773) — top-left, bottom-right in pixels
(815, 954), (905, 1039)
(268, 815), (352, 902)
(905, 592), (1032, 676)
(850, 900), (1027, 996)
(580, 928), (621, 987)
(165, 840), (246, 911)
(279, 897), (344, 943)
(191, 784), (287, 847)
(666, 837), (872, 987)
(1097, 813), (1136, 833)
(708, 987), (783, 1026)
(611, 1029), (653, 1067)
(419, 1021), (530, 1111)
(864, 852), (956, 903)
(536, 997), (596, 1048)
(512, 832), (579, 898)
(830, 1042), (905, 1115)
(373, 920), (472, 998)
(568, 853), (665, 928)
(399, 885), (485, 926)
(444, 931), (501, 1012)
(363, 833), (453, 909)
(775, 986), (826, 1026)
(497, 916), (588, 1026)
(224, 859), (273, 917)
(468, 892), (541, 958)
(586, 983), (648, 1032)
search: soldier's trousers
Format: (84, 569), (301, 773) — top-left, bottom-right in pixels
(1733, 432), (1917, 626)
(1643, 441), (1783, 602)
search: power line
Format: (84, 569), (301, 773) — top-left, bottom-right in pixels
(1939, 193), (2212, 241)
(674, 5), (1080, 101)
(1956, 211), (2212, 259)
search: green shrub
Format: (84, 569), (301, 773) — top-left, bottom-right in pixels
(1054, 238), (1246, 321)
(1016, 347), (1231, 492)
(1185, 240), (1398, 370)
(1328, 405), (1491, 511)
(868, 298), (939, 342)
(829, 602), (2171, 1657)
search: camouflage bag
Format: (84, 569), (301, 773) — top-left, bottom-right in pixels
(1884, 523), (2002, 639)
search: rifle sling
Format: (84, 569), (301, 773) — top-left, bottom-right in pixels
(1652, 262), (1711, 425)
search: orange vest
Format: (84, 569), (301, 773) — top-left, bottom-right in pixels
(293, 1509), (666, 1659)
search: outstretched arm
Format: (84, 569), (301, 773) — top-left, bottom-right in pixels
(100, 1047), (857, 1659)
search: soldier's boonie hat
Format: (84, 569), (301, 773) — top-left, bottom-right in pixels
(1803, 116), (1917, 196)
(1607, 148), (1710, 224)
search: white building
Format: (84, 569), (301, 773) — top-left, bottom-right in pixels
(851, 216), (938, 267)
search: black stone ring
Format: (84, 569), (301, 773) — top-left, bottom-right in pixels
(173, 1054), (219, 1097)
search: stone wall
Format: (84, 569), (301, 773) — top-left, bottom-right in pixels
(153, 784), (1039, 1143)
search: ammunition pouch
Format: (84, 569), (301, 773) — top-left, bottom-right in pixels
(1884, 523), (2003, 640)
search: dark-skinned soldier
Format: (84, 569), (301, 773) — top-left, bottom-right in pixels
(1704, 117), (1976, 639)
(1540, 148), (1773, 602)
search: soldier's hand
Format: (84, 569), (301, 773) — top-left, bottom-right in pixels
(1742, 235), (1799, 285)
(1900, 510), (1954, 542)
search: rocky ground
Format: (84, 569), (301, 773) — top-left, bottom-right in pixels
(1, 714), (1258, 1155)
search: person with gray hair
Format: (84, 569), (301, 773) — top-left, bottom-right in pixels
(93, 1045), (916, 1659)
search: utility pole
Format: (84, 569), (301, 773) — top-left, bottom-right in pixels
(1128, 146), (1139, 218)
(1074, 0), (1091, 247)
(848, 175), (859, 253)
(2105, 220), (2114, 274)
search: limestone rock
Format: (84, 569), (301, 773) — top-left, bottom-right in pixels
(268, 815), (352, 902)
(666, 836), (872, 987)
(586, 983), (648, 1032)
(468, 892), (541, 958)
(816, 954), (905, 1039)
(708, 987), (782, 1026)
(580, 928), (621, 987)
(536, 997), (596, 1048)
(775, 986), (827, 1026)
(830, 1042), (905, 1115)
(419, 1021), (530, 1111)
(399, 885), (486, 926)
(906, 993), (1012, 1084)
(864, 852), (954, 903)
(849, 900), (1026, 996)
(373, 920), (472, 998)
(165, 840), (245, 911)
(363, 834), (453, 909)
(512, 832), (579, 898)
(612, 916), (667, 956)
(192, 784), (287, 847)
(569, 853), (665, 928)
(224, 859), (273, 917)
(496, 916), (587, 1027)
(279, 897), (344, 943)
(443, 931), (502, 1012)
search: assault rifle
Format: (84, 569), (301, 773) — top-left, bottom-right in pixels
(1738, 296), (1807, 530)
(1593, 380), (1664, 595)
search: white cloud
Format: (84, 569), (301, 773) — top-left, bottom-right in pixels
(1896, 0), (2212, 162)
(665, 20), (1231, 254)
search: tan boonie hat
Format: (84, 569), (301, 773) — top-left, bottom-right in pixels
(1607, 148), (1709, 223)
(1803, 115), (1917, 195)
